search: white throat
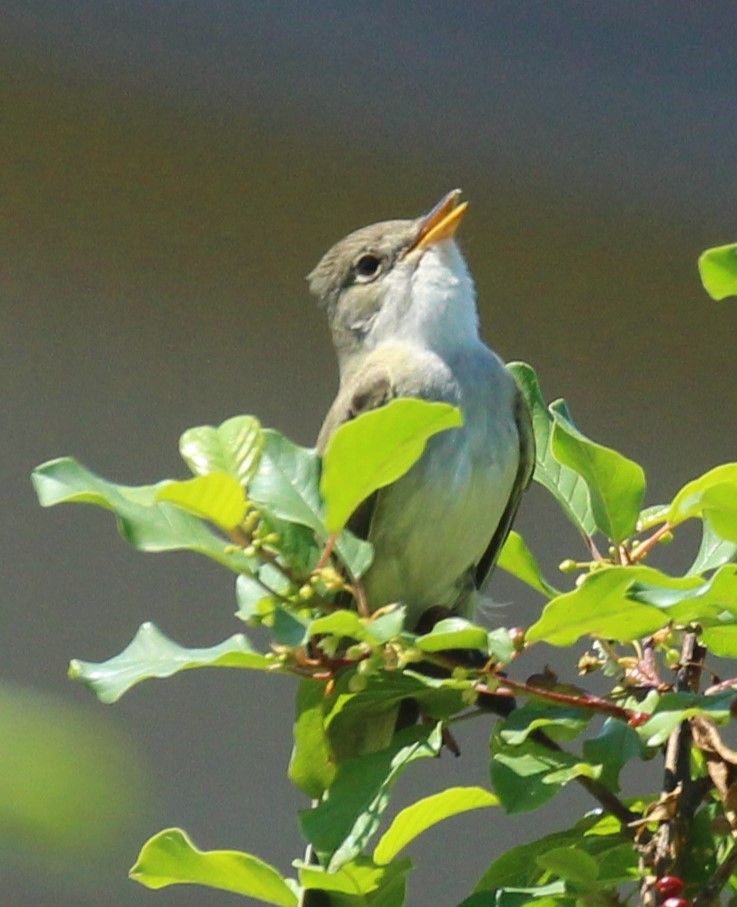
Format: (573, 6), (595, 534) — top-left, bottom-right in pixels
(371, 240), (480, 355)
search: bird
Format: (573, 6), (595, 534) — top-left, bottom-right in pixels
(307, 190), (534, 630)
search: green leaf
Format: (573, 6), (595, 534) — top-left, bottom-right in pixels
(309, 610), (374, 643)
(499, 705), (591, 746)
(300, 724), (442, 870)
(298, 856), (411, 903)
(698, 243), (737, 300)
(636, 691), (734, 747)
(629, 564), (737, 626)
(474, 813), (633, 894)
(130, 827), (297, 905)
(527, 566), (669, 646)
(688, 518), (737, 575)
(536, 846), (598, 890)
(582, 718), (643, 793)
(507, 363), (596, 537)
(249, 430), (324, 532)
(320, 398), (462, 533)
(69, 623), (273, 703)
(179, 415), (263, 485)
(415, 617), (489, 652)
(155, 472), (246, 530)
(374, 786), (498, 864)
(497, 531), (559, 598)
(247, 432), (373, 578)
(31, 457), (255, 572)
(490, 722), (599, 814)
(668, 463), (737, 541)
(702, 624), (737, 657)
(550, 400), (646, 542)
(289, 679), (335, 799)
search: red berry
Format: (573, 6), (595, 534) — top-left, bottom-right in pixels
(655, 876), (685, 899)
(660, 898), (689, 907)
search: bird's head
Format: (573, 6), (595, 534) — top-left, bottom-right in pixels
(307, 190), (479, 370)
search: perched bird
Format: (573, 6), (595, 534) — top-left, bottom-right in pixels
(308, 190), (534, 629)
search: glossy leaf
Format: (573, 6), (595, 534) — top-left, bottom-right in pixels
(320, 398), (462, 533)
(688, 517), (737, 575)
(636, 691), (734, 747)
(550, 400), (646, 542)
(698, 242), (737, 300)
(299, 856), (411, 903)
(490, 722), (599, 814)
(130, 827), (297, 905)
(179, 415), (263, 485)
(70, 622), (273, 703)
(475, 813), (632, 892)
(582, 718), (644, 793)
(668, 463), (737, 541)
(300, 724), (442, 870)
(156, 473), (246, 530)
(508, 363), (596, 537)
(527, 567), (669, 646)
(702, 624), (737, 657)
(289, 679), (335, 799)
(629, 564), (737, 626)
(497, 530), (558, 597)
(536, 846), (598, 890)
(415, 617), (489, 652)
(374, 786), (498, 865)
(31, 457), (255, 572)
(499, 705), (591, 746)
(248, 431), (373, 578)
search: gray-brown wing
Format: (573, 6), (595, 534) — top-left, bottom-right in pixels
(474, 385), (536, 590)
(316, 363), (396, 540)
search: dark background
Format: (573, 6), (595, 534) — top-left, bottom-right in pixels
(2, 3), (736, 905)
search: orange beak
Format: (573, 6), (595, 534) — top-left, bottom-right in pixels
(409, 189), (468, 254)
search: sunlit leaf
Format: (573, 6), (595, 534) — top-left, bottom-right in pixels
(490, 723), (599, 814)
(156, 473), (246, 530)
(550, 401), (645, 543)
(527, 567), (670, 646)
(300, 724), (442, 870)
(668, 464), (737, 541)
(499, 705), (591, 746)
(688, 517), (737, 576)
(629, 564), (737, 626)
(374, 787), (498, 864)
(536, 846), (598, 889)
(289, 679), (335, 799)
(70, 623), (273, 703)
(636, 691), (734, 747)
(130, 827), (297, 905)
(508, 363), (596, 537)
(248, 431), (373, 578)
(698, 243), (737, 301)
(31, 457), (255, 572)
(179, 415), (263, 485)
(497, 530), (559, 598)
(320, 398), (462, 533)
(298, 855), (411, 902)
(582, 719), (643, 793)
(415, 617), (489, 652)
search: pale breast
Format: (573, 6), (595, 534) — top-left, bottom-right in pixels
(361, 346), (520, 625)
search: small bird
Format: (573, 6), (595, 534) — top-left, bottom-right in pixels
(308, 190), (534, 629)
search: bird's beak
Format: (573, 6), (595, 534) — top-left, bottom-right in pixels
(409, 189), (468, 254)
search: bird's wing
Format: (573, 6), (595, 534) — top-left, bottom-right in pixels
(474, 385), (536, 590)
(316, 362), (397, 540)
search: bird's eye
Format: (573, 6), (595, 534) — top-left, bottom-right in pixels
(354, 254), (382, 282)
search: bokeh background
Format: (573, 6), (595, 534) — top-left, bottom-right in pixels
(2, 3), (736, 905)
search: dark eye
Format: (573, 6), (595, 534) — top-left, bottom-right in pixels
(354, 253), (382, 282)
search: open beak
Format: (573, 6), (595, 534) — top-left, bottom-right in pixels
(409, 189), (468, 254)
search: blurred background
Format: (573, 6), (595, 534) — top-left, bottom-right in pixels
(2, 2), (736, 904)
